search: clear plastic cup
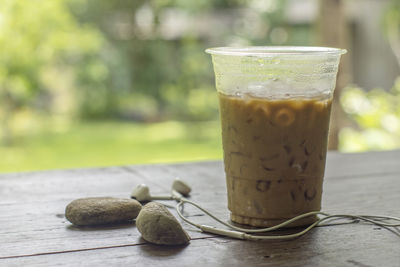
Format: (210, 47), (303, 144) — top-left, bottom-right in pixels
(206, 46), (346, 227)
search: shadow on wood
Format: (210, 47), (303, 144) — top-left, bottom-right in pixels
(66, 221), (137, 231)
(138, 237), (189, 257)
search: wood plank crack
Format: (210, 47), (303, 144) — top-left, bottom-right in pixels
(0, 236), (217, 260)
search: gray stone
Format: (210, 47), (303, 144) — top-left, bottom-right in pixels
(136, 202), (190, 245)
(65, 197), (142, 226)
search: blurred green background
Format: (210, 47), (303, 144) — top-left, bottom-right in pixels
(1, 0), (399, 173)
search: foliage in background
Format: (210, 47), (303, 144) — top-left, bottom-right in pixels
(0, 0), (106, 144)
(67, 0), (292, 121)
(340, 78), (400, 152)
(340, 0), (400, 152)
(0, 0), (398, 173)
(1, 0), (311, 172)
(0, 0), (299, 147)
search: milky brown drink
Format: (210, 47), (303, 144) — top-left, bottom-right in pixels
(219, 92), (332, 227)
(206, 46), (346, 227)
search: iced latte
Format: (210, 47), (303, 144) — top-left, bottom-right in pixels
(206, 46), (346, 227)
(219, 93), (332, 227)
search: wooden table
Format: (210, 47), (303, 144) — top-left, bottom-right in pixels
(1, 151), (399, 266)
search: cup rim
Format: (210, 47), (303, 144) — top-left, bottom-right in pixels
(205, 46), (347, 57)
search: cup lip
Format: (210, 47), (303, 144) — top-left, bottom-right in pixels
(205, 46), (347, 57)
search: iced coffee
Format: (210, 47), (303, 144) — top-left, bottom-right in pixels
(219, 93), (332, 227)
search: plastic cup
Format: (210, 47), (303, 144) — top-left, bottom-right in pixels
(206, 46), (346, 227)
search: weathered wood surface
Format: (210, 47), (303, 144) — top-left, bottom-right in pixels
(0, 151), (399, 266)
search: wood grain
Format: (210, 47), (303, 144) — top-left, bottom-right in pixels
(0, 151), (399, 266)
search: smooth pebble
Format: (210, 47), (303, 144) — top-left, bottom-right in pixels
(136, 202), (190, 245)
(65, 197), (142, 226)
